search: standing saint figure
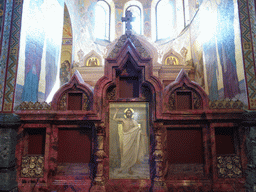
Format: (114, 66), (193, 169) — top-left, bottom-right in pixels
(113, 108), (147, 175)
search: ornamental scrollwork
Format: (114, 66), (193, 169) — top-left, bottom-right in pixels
(168, 92), (175, 110)
(107, 86), (116, 100)
(21, 156), (44, 178)
(58, 93), (67, 110)
(82, 93), (89, 110)
(193, 92), (202, 109)
(217, 155), (242, 178)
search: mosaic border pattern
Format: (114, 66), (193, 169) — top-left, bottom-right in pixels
(248, 0), (256, 69)
(238, 0), (256, 109)
(0, 0), (5, 51)
(0, 0), (14, 111)
(2, 0), (22, 112)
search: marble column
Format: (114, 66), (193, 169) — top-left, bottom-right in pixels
(242, 111), (256, 192)
(0, 113), (20, 191)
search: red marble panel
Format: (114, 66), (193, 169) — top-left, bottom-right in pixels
(167, 129), (204, 164)
(58, 128), (91, 163)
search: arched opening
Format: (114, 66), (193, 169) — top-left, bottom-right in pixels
(95, 0), (111, 41)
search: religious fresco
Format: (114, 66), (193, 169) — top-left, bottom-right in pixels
(109, 102), (150, 179)
(65, 1), (97, 65)
(15, 0), (64, 107)
(62, 4), (72, 39)
(190, 0), (247, 106)
(144, 9), (151, 38)
(115, 9), (123, 38)
(60, 5), (72, 86)
(60, 60), (71, 86)
(86, 57), (100, 67)
(191, 40), (205, 89)
(165, 56), (179, 65)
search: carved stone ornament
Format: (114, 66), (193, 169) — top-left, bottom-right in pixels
(58, 93), (67, 111)
(108, 35), (150, 59)
(217, 155), (242, 178)
(21, 156), (44, 178)
(141, 86), (152, 101)
(193, 91), (202, 109)
(153, 122), (167, 190)
(168, 92), (175, 110)
(19, 101), (51, 110)
(130, 35), (150, 58)
(82, 93), (89, 110)
(108, 35), (127, 58)
(107, 86), (116, 100)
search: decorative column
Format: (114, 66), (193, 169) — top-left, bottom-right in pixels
(242, 111), (256, 192)
(152, 122), (167, 192)
(91, 122), (107, 192)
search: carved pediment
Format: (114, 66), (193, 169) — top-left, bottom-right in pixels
(51, 70), (93, 111)
(164, 69), (209, 111)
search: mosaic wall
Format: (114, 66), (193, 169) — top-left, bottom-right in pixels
(14, 0), (64, 109)
(60, 5), (72, 86)
(190, 0), (248, 107)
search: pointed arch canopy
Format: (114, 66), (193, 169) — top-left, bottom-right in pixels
(164, 69), (209, 112)
(51, 70), (94, 111)
(93, 34), (163, 120)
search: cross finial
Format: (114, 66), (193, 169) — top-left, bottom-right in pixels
(121, 10), (135, 36)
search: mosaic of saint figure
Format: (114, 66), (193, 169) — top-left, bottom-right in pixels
(22, 0), (45, 102)
(216, 0), (240, 98)
(22, 64), (39, 102)
(60, 60), (70, 85)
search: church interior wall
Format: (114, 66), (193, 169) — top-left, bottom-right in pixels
(62, 0), (248, 108)
(1, 0), (256, 191)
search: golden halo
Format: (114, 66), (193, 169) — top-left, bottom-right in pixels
(124, 108), (134, 118)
